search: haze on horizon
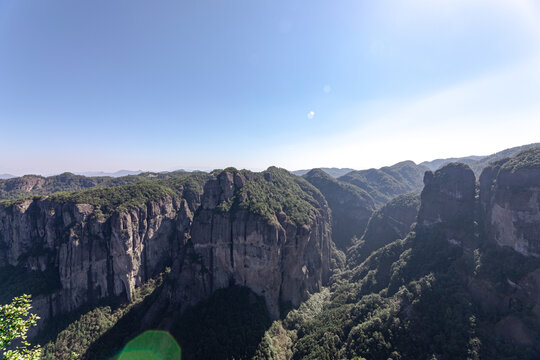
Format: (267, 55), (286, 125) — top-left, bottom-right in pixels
(1, 0), (540, 176)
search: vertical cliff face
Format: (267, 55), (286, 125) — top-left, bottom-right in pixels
(0, 193), (195, 328)
(417, 149), (540, 258)
(415, 158), (540, 350)
(0, 168), (332, 330)
(146, 169), (332, 321)
(417, 162), (477, 249)
(480, 147), (540, 257)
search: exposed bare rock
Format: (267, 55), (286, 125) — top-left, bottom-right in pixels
(417, 162), (477, 249)
(480, 147), (540, 257)
(0, 194), (192, 333)
(0, 167), (332, 336)
(145, 168), (332, 322)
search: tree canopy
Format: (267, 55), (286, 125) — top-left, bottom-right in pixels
(0, 294), (42, 360)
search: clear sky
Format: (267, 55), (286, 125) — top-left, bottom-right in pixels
(1, 0), (540, 175)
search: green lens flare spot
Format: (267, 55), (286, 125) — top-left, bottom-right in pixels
(117, 330), (181, 360)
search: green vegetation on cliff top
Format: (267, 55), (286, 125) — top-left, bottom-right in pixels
(48, 182), (177, 211)
(0, 168), (324, 226)
(500, 146), (540, 171)
(0, 170), (201, 201)
(222, 167), (326, 226)
(0, 174), (207, 213)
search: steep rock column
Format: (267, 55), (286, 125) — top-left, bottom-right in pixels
(417, 162), (477, 249)
(147, 169), (332, 322)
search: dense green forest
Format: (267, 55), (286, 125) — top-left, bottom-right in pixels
(338, 161), (428, 207)
(303, 168), (375, 250)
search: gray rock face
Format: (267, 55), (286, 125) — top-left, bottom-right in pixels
(0, 168), (332, 329)
(480, 148), (540, 257)
(417, 162), (477, 248)
(145, 170), (331, 322)
(416, 159), (540, 350)
(0, 196), (192, 328)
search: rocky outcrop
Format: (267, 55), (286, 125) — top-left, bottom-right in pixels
(145, 169), (332, 322)
(417, 162), (477, 249)
(480, 147), (540, 257)
(0, 168), (332, 330)
(415, 158), (540, 350)
(0, 194), (194, 329)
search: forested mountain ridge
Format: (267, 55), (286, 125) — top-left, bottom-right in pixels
(0, 170), (203, 201)
(292, 168), (355, 178)
(3, 143), (537, 203)
(420, 142), (540, 175)
(0, 146), (539, 359)
(256, 149), (540, 359)
(338, 160), (428, 207)
(302, 169), (375, 250)
(291, 143), (540, 205)
(346, 192), (420, 267)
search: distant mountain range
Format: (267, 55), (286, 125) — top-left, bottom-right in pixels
(75, 170), (144, 177)
(420, 143), (540, 175)
(294, 142), (540, 179)
(419, 156), (485, 171)
(292, 167), (355, 178)
(2, 143), (538, 203)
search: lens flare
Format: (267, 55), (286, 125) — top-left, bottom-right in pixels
(117, 330), (181, 360)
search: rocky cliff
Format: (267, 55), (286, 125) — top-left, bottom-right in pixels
(0, 182), (200, 331)
(279, 157), (539, 359)
(144, 168), (332, 322)
(480, 147), (540, 257)
(417, 162), (477, 250)
(416, 157), (540, 351)
(0, 168), (332, 333)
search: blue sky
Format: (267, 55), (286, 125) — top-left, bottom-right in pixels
(1, 0), (540, 175)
